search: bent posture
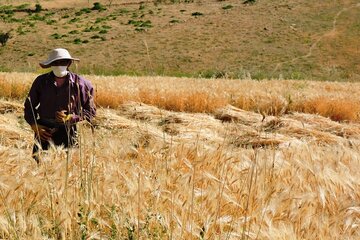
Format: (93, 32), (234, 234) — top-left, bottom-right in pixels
(24, 48), (96, 162)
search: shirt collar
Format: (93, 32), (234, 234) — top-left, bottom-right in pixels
(48, 71), (75, 84)
(68, 72), (76, 84)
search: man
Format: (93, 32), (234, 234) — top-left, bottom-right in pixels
(24, 48), (96, 162)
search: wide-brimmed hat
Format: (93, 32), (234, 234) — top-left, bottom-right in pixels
(39, 48), (79, 68)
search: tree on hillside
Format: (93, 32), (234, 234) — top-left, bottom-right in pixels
(0, 31), (11, 46)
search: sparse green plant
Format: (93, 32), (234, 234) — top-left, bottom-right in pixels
(15, 4), (30, 10)
(84, 26), (101, 32)
(74, 38), (82, 44)
(118, 8), (129, 15)
(76, 8), (91, 16)
(45, 12), (55, 17)
(69, 30), (79, 34)
(222, 4), (233, 10)
(99, 29), (108, 34)
(46, 19), (56, 25)
(16, 26), (26, 35)
(128, 19), (152, 28)
(68, 17), (80, 23)
(95, 17), (107, 23)
(199, 70), (226, 79)
(243, 0), (256, 5)
(169, 19), (180, 24)
(131, 12), (138, 18)
(29, 13), (45, 21)
(50, 33), (62, 39)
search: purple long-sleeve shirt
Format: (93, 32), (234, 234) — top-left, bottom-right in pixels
(24, 71), (96, 126)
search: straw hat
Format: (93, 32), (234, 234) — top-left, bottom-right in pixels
(39, 48), (79, 68)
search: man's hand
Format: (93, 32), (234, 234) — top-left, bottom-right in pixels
(31, 124), (52, 141)
(56, 110), (72, 123)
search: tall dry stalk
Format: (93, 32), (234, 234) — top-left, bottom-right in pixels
(1, 73), (360, 238)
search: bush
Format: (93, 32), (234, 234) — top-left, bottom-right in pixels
(128, 19), (152, 28)
(34, 4), (42, 12)
(50, 33), (63, 39)
(92, 2), (106, 11)
(222, 5), (233, 10)
(69, 30), (79, 34)
(73, 38), (82, 44)
(243, 0), (256, 4)
(191, 12), (203, 17)
(0, 31), (11, 46)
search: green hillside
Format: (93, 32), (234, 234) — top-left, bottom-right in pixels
(0, 0), (359, 81)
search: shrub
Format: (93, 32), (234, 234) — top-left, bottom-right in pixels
(90, 35), (105, 41)
(15, 4), (30, 10)
(29, 14), (45, 21)
(73, 38), (82, 44)
(68, 17), (80, 23)
(243, 0), (256, 4)
(46, 19), (56, 25)
(84, 26), (100, 32)
(169, 19), (180, 24)
(191, 12), (203, 17)
(95, 17), (107, 23)
(69, 30), (79, 34)
(128, 19), (152, 28)
(92, 2), (106, 11)
(0, 31), (11, 46)
(16, 27), (26, 35)
(34, 3), (42, 12)
(51, 33), (62, 39)
(222, 5), (233, 10)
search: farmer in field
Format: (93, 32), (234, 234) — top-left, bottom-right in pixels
(24, 48), (96, 163)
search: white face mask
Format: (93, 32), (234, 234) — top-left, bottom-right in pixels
(51, 66), (68, 77)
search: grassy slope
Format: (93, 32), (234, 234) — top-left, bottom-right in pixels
(0, 0), (359, 80)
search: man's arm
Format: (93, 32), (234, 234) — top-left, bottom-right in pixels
(24, 76), (53, 141)
(66, 77), (96, 124)
(24, 77), (41, 126)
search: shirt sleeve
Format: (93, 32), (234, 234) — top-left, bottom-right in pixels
(24, 77), (41, 125)
(70, 78), (96, 124)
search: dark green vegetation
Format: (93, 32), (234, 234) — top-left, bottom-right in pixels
(0, 0), (359, 81)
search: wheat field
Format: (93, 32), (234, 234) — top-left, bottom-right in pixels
(1, 72), (360, 239)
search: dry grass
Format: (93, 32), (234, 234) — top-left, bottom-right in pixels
(290, 97), (360, 122)
(1, 96), (360, 239)
(1, 72), (360, 238)
(1, 72), (360, 122)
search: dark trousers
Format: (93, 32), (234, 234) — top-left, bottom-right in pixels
(32, 125), (77, 163)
